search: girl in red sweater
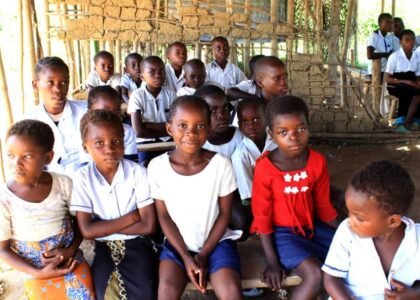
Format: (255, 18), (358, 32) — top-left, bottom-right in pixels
(251, 96), (338, 299)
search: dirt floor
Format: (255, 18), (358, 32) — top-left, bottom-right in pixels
(1, 143), (420, 300)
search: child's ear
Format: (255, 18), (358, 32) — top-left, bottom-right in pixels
(267, 127), (274, 139)
(256, 75), (263, 88)
(123, 66), (127, 73)
(32, 80), (38, 90)
(45, 150), (54, 165)
(388, 214), (402, 229)
(166, 122), (173, 137)
(140, 73), (145, 81)
(82, 143), (88, 153)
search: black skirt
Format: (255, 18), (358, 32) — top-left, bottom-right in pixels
(387, 71), (420, 117)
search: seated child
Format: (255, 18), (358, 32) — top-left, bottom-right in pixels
(26, 56), (86, 177)
(120, 52), (143, 103)
(86, 50), (121, 91)
(177, 59), (207, 97)
(71, 110), (158, 299)
(323, 160), (420, 299)
(385, 29), (420, 132)
(0, 120), (95, 299)
(165, 42), (187, 92)
(227, 54), (265, 100)
(148, 96), (242, 300)
(206, 36), (246, 89)
(195, 85), (243, 158)
(251, 96), (338, 299)
(87, 86), (138, 162)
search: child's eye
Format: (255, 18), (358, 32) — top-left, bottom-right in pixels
(178, 123), (187, 129)
(6, 154), (14, 159)
(297, 126), (307, 133)
(211, 108), (218, 114)
(113, 139), (122, 145)
(95, 141), (104, 146)
(24, 154), (33, 159)
(197, 124), (206, 129)
(279, 130), (287, 136)
(47, 81), (53, 86)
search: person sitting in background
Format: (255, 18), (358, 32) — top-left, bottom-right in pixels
(165, 42), (188, 92)
(177, 59), (207, 97)
(86, 50), (121, 92)
(120, 53), (143, 104)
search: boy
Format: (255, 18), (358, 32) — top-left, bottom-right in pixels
(165, 42), (187, 92)
(177, 59), (207, 97)
(323, 160), (420, 299)
(366, 13), (398, 78)
(206, 36), (246, 89)
(120, 53), (143, 103)
(86, 50), (121, 91)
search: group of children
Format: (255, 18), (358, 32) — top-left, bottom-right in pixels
(0, 34), (419, 300)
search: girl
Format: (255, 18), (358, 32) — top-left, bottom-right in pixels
(0, 120), (95, 299)
(70, 109), (158, 300)
(251, 96), (338, 299)
(148, 96), (242, 300)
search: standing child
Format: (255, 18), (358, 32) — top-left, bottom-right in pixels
(177, 59), (207, 97)
(165, 42), (188, 92)
(148, 96), (242, 300)
(26, 56), (86, 176)
(87, 86), (138, 162)
(323, 161), (420, 299)
(86, 50), (121, 91)
(120, 53), (143, 103)
(206, 36), (246, 89)
(70, 110), (158, 299)
(0, 120), (95, 299)
(251, 96), (337, 299)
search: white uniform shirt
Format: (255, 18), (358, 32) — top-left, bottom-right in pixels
(24, 100), (87, 177)
(232, 136), (277, 201)
(148, 153), (241, 252)
(386, 47), (420, 76)
(235, 79), (258, 95)
(203, 127), (244, 158)
(165, 64), (185, 92)
(120, 73), (141, 95)
(127, 85), (176, 142)
(85, 70), (121, 90)
(367, 30), (397, 75)
(206, 61), (247, 89)
(176, 86), (196, 97)
(70, 159), (153, 241)
(322, 217), (420, 300)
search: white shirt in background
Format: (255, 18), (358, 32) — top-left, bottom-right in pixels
(366, 30), (397, 75)
(206, 61), (247, 89)
(120, 73), (141, 96)
(386, 47), (420, 75)
(235, 79), (258, 95)
(85, 70), (121, 90)
(203, 127), (244, 158)
(165, 64), (185, 92)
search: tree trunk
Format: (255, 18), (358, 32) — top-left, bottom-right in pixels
(327, 0), (341, 102)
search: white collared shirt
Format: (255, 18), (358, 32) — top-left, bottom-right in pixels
(367, 30), (397, 74)
(235, 79), (258, 95)
(176, 86), (196, 97)
(85, 70), (121, 90)
(70, 159), (153, 241)
(120, 73), (141, 95)
(165, 64), (185, 92)
(386, 47), (420, 76)
(232, 136), (277, 201)
(206, 61), (247, 89)
(322, 217), (420, 300)
(24, 100), (87, 177)
(203, 126), (244, 158)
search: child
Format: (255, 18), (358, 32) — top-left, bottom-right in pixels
(0, 120), (95, 299)
(26, 56), (86, 176)
(87, 86), (138, 162)
(385, 29), (420, 132)
(165, 42), (188, 92)
(86, 50), (121, 91)
(251, 96), (337, 299)
(120, 52), (143, 103)
(206, 36), (246, 89)
(148, 96), (242, 299)
(70, 110), (158, 299)
(323, 160), (420, 299)
(177, 59), (207, 97)
(195, 85), (243, 158)
(227, 54), (265, 100)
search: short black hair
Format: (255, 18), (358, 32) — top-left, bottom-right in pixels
(140, 56), (164, 73)
(265, 95), (309, 129)
(249, 54), (265, 74)
(168, 95), (211, 124)
(7, 119), (54, 152)
(183, 59), (206, 73)
(80, 109), (124, 142)
(166, 42), (187, 55)
(254, 56), (286, 77)
(211, 36), (229, 46)
(87, 86), (121, 109)
(93, 50), (114, 64)
(237, 97), (264, 118)
(194, 84), (225, 99)
(349, 160), (415, 216)
(34, 56), (69, 80)
(124, 52), (143, 66)
(400, 29), (415, 39)
(378, 13), (393, 25)
(393, 17), (404, 27)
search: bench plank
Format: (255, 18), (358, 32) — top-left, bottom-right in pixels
(137, 141), (176, 152)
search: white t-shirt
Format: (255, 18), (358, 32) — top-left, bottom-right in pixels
(148, 152), (241, 252)
(231, 136), (277, 201)
(70, 159), (153, 241)
(366, 30), (397, 74)
(322, 218), (420, 300)
(85, 70), (121, 90)
(0, 172), (72, 242)
(206, 61), (247, 89)
(385, 47), (420, 75)
(24, 100), (87, 177)
(120, 73), (141, 96)
(177, 86), (196, 97)
(235, 79), (258, 95)
(165, 64), (185, 92)
(203, 127), (243, 158)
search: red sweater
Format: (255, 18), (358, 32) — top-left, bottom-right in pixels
(251, 149), (337, 237)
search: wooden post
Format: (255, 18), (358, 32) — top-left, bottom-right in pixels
(146, 42), (152, 56)
(286, 0), (295, 62)
(115, 40), (121, 74)
(23, 0), (38, 106)
(381, 0), (385, 13)
(327, 0), (341, 87)
(99, 40), (105, 51)
(391, 0), (395, 15)
(303, 0), (309, 53)
(0, 140), (5, 184)
(270, 0), (279, 56)
(42, 0), (51, 56)
(203, 45), (209, 65)
(243, 0), (251, 75)
(371, 58), (382, 117)
(0, 49), (13, 127)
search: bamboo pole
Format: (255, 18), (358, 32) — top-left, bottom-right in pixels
(42, 0), (51, 56)
(31, 0), (44, 60)
(303, 0), (309, 53)
(381, 0), (385, 13)
(286, 0), (295, 62)
(0, 49), (13, 127)
(371, 58), (382, 118)
(99, 40), (105, 51)
(270, 0), (279, 56)
(23, 0), (38, 106)
(243, 0), (251, 75)
(0, 140), (5, 184)
(115, 40), (121, 74)
(17, 0), (24, 114)
(391, 0), (395, 15)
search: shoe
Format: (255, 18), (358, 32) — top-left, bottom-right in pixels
(242, 288), (264, 297)
(395, 125), (411, 133)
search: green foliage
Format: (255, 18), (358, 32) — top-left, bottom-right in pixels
(358, 18), (377, 39)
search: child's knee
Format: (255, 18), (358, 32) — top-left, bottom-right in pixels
(214, 282), (242, 300)
(297, 259), (323, 285)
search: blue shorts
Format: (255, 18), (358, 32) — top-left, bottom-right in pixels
(160, 239), (241, 275)
(273, 222), (336, 271)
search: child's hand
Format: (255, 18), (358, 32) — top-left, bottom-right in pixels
(385, 278), (420, 300)
(184, 255), (205, 293)
(194, 253), (208, 292)
(261, 262), (286, 291)
(41, 247), (74, 266)
(35, 255), (77, 279)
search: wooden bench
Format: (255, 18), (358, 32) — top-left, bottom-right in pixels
(137, 141), (176, 152)
(185, 238), (302, 291)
